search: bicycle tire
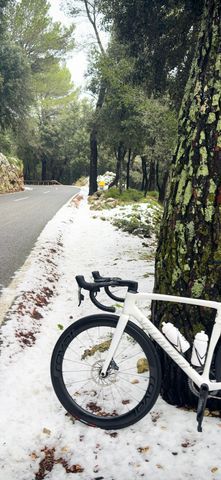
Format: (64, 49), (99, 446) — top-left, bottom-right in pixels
(50, 314), (161, 430)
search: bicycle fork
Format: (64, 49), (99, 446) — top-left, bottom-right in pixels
(100, 313), (129, 377)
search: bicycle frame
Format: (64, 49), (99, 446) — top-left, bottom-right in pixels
(100, 292), (221, 392)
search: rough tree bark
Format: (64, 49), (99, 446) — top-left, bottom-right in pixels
(141, 156), (148, 194)
(89, 81), (106, 195)
(109, 142), (126, 189)
(147, 157), (157, 192)
(156, 160), (168, 203)
(153, 0), (221, 407)
(126, 148), (132, 189)
(41, 158), (47, 181)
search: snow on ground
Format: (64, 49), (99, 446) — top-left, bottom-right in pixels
(0, 189), (221, 480)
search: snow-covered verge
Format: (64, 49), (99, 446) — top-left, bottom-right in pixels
(0, 189), (221, 480)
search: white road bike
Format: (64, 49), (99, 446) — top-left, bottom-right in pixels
(50, 272), (221, 432)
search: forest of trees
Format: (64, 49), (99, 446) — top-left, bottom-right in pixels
(1, 0), (220, 408)
(0, 0), (93, 184)
(1, 1), (217, 202)
(0, 0), (179, 196)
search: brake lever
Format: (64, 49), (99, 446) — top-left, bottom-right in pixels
(78, 287), (85, 306)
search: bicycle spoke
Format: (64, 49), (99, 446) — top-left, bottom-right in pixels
(51, 316), (161, 427)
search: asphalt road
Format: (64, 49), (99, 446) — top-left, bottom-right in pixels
(0, 184), (79, 290)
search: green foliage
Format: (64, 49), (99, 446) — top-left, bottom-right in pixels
(103, 187), (144, 203)
(6, 0), (75, 72)
(0, 0), (95, 188)
(0, 0), (10, 35)
(0, 36), (32, 129)
(19, 90), (92, 183)
(113, 215), (152, 237)
(99, 0), (203, 109)
(33, 63), (76, 119)
(0, 128), (16, 154)
(89, 40), (177, 194)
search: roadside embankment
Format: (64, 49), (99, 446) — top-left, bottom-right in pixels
(0, 152), (24, 193)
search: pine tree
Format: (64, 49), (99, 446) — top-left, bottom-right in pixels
(154, 0), (221, 407)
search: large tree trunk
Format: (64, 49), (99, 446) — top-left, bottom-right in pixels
(153, 0), (221, 407)
(156, 159), (168, 203)
(126, 148), (132, 189)
(141, 156), (148, 194)
(89, 82), (106, 195)
(147, 158), (157, 191)
(41, 157), (47, 182)
(89, 125), (98, 195)
(109, 142), (126, 190)
(82, 0), (107, 196)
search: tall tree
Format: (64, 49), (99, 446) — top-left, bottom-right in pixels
(95, 41), (177, 195)
(0, 0), (10, 34)
(99, 0), (203, 110)
(5, 0), (77, 180)
(0, 41), (32, 130)
(0, 1), (32, 131)
(36, 96), (92, 183)
(64, 0), (108, 194)
(153, 0), (221, 407)
(23, 63), (77, 181)
(6, 0), (75, 73)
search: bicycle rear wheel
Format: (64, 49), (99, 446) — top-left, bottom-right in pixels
(50, 314), (161, 429)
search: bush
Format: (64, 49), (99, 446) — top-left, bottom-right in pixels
(8, 156), (23, 172)
(113, 214), (152, 238)
(103, 187), (144, 203)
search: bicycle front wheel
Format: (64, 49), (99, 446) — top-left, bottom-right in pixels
(51, 314), (161, 429)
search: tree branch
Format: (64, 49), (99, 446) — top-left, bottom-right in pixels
(83, 0), (105, 55)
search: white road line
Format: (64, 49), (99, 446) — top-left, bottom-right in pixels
(43, 190), (50, 194)
(14, 197), (29, 202)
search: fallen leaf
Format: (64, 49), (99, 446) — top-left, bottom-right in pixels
(137, 446), (150, 453)
(68, 464), (84, 473)
(61, 446), (69, 453)
(31, 308), (43, 320)
(211, 467), (218, 473)
(30, 452), (38, 460)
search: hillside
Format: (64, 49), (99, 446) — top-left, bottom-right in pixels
(0, 153), (24, 193)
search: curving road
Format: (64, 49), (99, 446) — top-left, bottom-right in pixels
(0, 184), (79, 290)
